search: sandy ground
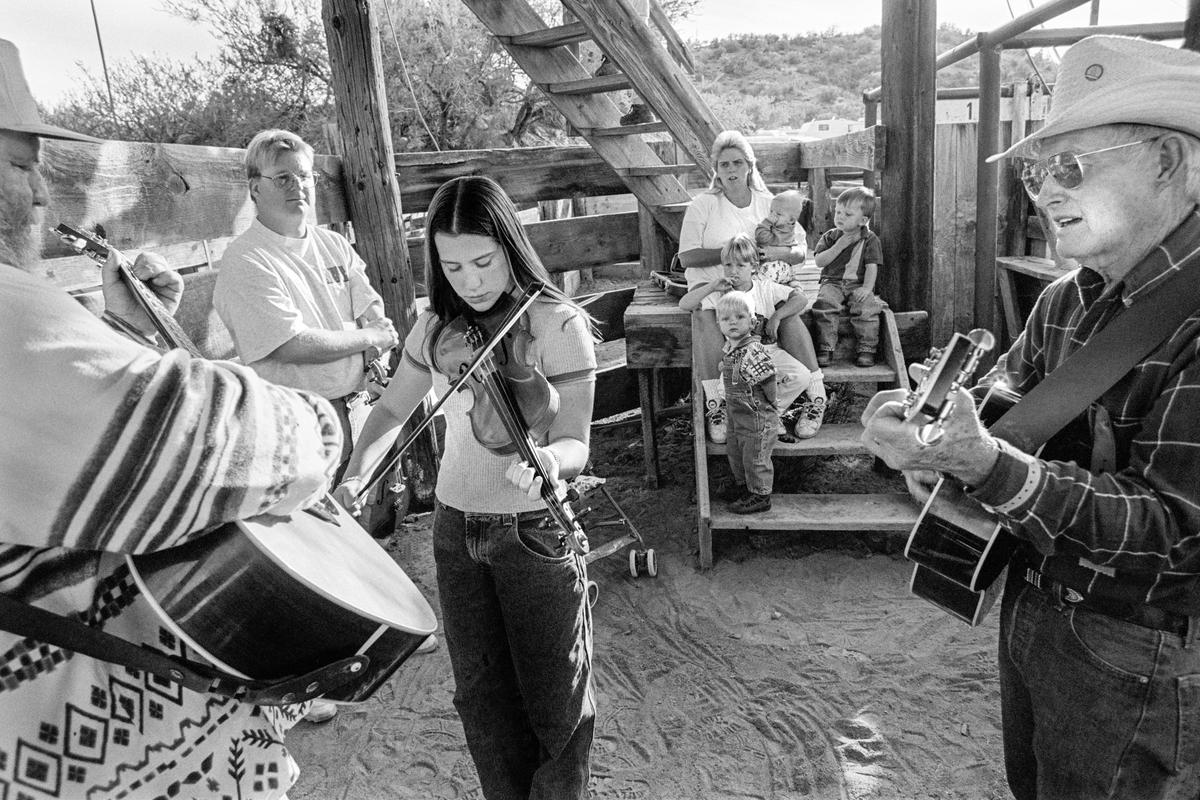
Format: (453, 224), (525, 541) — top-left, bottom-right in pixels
(287, 401), (1011, 800)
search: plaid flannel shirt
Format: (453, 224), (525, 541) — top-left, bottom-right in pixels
(972, 207), (1200, 615)
(724, 338), (776, 386)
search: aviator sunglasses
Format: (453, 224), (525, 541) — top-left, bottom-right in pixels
(1019, 137), (1157, 200)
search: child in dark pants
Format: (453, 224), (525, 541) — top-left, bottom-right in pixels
(715, 290), (778, 514)
(811, 186), (886, 368)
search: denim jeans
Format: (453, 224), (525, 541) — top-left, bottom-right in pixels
(812, 280), (885, 355)
(723, 374), (778, 495)
(999, 571), (1200, 799)
(433, 501), (595, 800)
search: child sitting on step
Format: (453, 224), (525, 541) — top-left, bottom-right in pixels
(811, 186), (887, 368)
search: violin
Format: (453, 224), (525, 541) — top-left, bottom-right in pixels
(432, 294), (559, 454)
(349, 283), (588, 556)
(434, 285), (588, 555)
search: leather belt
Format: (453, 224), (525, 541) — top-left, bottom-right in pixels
(1019, 563), (1193, 637)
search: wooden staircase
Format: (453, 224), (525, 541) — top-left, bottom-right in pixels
(459, 0), (722, 238)
(461, 0), (924, 569)
(691, 296), (924, 569)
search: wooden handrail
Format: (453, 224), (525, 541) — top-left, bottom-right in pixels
(649, 0), (696, 74)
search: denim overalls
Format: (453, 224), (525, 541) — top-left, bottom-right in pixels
(722, 341), (778, 495)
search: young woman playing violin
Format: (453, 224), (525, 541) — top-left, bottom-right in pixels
(334, 175), (597, 800)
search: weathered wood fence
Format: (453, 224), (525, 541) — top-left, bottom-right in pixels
(34, 125), (1015, 349)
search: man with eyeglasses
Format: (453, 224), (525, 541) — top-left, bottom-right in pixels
(862, 36), (1200, 799)
(214, 128), (399, 481)
(214, 129), (408, 724)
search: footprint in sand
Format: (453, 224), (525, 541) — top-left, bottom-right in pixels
(833, 714), (887, 764)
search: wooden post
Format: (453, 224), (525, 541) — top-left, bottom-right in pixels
(880, 0), (937, 312)
(322, 0), (415, 330)
(1187, 0), (1200, 51)
(862, 96), (879, 191)
(974, 41), (1002, 334)
(322, 0), (437, 506)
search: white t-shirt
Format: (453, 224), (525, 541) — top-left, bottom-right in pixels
(680, 190), (806, 290)
(403, 301), (597, 513)
(698, 277), (794, 316)
(214, 220), (386, 399)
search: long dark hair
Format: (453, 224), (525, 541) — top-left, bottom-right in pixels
(424, 176), (582, 320)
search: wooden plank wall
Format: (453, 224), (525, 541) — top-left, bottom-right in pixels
(34, 140), (641, 296)
(931, 123), (978, 347)
(36, 131), (918, 311)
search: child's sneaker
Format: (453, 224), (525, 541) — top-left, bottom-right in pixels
(730, 492), (772, 514)
(705, 402), (727, 443)
(792, 396), (827, 439)
(856, 351), (876, 367)
(701, 378), (726, 444)
(816, 350), (833, 368)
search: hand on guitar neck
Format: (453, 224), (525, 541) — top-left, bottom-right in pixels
(861, 333), (1002, 490)
(100, 250), (183, 337)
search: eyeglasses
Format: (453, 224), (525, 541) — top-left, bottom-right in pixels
(1019, 138), (1156, 200)
(259, 171), (319, 190)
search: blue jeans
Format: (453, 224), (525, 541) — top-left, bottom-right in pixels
(999, 572), (1200, 799)
(723, 374), (778, 496)
(433, 501), (595, 800)
(811, 280), (885, 355)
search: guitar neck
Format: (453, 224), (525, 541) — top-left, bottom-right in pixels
(117, 262), (204, 357)
(55, 223), (204, 357)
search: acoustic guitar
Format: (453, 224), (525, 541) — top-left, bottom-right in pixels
(900, 329), (1020, 627)
(55, 222), (437, 702)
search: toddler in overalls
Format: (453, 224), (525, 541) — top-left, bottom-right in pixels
(715, 290), (778, 514)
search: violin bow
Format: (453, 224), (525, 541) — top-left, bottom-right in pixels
(351, 282), (546, 504)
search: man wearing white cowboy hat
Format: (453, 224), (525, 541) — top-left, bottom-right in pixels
(863, 35), (1200, 799)
(0, 38), (344, 800)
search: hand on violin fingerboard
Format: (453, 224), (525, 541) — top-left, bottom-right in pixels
(505, 447), (565, 501)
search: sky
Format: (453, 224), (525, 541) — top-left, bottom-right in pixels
(4, 0), (1191, 106)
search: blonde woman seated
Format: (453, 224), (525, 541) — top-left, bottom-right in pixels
(678, 130), (828, 441)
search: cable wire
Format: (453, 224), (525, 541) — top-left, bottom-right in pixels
(381, 0), (441, 151)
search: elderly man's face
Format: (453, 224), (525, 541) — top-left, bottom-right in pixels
(1029, 127), (1166, 281)
(0, 130), (48, 270)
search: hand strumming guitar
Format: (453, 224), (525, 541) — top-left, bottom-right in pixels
(101, 250), (183, 337)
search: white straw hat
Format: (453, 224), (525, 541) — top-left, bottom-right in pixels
(988, 35), (1200, 162)
(0, 39), (100, 142)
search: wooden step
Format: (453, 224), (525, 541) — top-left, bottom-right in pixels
(501, 22), (590, 48)
(657, 201), (691, 214)
(709, 492), (919, 532)
(616, 163), (698, 177)
(823, 361), (896, 383)
(706, 423), (868, 457)
(546, 74), (632, 95)
(580, 121), (670, 137)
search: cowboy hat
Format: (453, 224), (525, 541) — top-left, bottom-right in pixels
(989, 35), (1200, 162)
(0, 39), (100, 143)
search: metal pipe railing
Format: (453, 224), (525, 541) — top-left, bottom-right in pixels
(863, 0), (1092, 101)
